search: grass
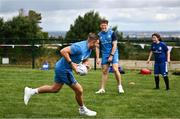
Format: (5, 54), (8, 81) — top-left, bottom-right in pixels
(0, 67), (180, 118)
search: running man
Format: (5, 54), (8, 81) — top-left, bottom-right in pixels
(24, 33), (99, 116)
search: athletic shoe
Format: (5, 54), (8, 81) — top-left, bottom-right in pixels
(118, 85), (124, 93)
(79, 107), (97, 116)
(24, 87), (33, 105)
(95, 89), (105, 94)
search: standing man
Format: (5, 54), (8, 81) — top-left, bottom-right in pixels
(95, 19), (124, 94)
(24, 33), (99, 116)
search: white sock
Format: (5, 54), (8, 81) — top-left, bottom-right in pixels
(80, 105), (86, 110)
(118, 85), (122, 88)
(31, 88), (38, 94)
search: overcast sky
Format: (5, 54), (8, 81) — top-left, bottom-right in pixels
(0, 0), (180, 31)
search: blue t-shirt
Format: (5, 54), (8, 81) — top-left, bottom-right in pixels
(55, 40), (92, 71)
(98, 29), (118, 56)
(151, 42), (168, 63)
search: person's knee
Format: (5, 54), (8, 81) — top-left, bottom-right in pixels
(163, 75), (168, 79)
(102, 68), (108, 75)
(113, 68), (119, 73)
(51, 86), (61, 93)
(112, 66), (119, 73)
(75, 87), (83, 96)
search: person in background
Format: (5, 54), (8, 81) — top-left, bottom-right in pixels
(147, 33), (170, 90)
(95, 19), (124, 94)
(41, 60), (49, 70)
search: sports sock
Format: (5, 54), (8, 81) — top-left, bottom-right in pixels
(118, 85), (122, 88)
(32, 88), (38, 94)
(80, 105), (86, 110)
(163, 76), (170, 90)
(154, 76), (159, 89)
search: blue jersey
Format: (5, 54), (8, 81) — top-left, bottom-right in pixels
(98, 29), (118, 56)
(151, 42), (168, 63)
(55, 40), (92, 71)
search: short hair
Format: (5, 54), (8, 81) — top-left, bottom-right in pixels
(152, 33), (162, 41)
(100, 19), (108, 24)
(88, 33), (99, 40)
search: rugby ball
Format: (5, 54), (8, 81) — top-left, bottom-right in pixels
(140, 68), (151, 75)
(77, 64), (88, 76)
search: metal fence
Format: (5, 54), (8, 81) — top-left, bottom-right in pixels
(0, 38), (180, 69)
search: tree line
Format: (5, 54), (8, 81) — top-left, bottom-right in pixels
(0, 10), (179, 63)
(0, 10), (49, 44)
(0, 10), (123, 44)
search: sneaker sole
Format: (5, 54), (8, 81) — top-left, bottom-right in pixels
(24, 87), (30, 105)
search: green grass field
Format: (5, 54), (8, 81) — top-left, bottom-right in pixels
(0, 67), (180, 118)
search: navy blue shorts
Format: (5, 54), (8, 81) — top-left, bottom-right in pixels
(54, 69), (77, 86)
(154, 62), (168, 77)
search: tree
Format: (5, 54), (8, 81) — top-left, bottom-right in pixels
(65, 11), (123, 43)
(65, 11), (101, 42)
(112, 26), (123, 42)
(0, 18), (4, 42)
(0, 9), (48, 44)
